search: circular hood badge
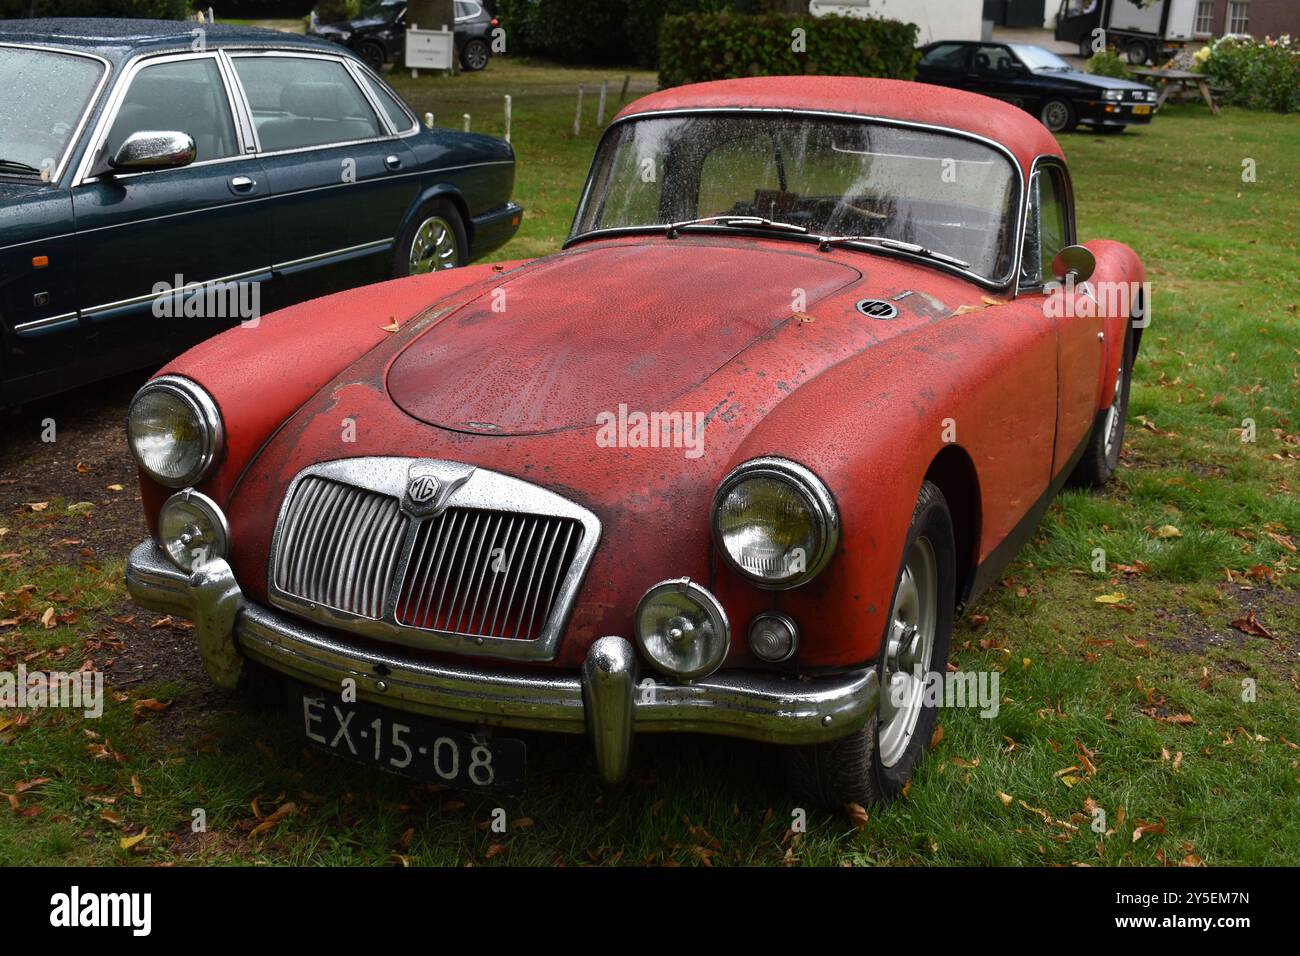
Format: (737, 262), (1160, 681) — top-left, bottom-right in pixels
(407, 474), (441, 505)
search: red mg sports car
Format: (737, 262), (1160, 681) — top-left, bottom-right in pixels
(125, 77), (1145, 805)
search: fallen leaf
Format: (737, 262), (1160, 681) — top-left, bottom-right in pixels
(131, 698), (172, 718)
(1155, 525), (1183, 539)
(1230, 611), (1276, 640)
(27, 502), (49, 512)
(381, 319), (401, 333)
(997, 791), (1014, 806)
(791, 311), (816, 325)
(107, 484), (125, 492)
(1094, 592), (1126, 604)
(249, 802), (297, 839)
(844, 802), (869, 830)
(40, 607), (56, 629)
(485, 843), (507, 860)
(119, 830), (149, 850)
(929, 724), (944, 749)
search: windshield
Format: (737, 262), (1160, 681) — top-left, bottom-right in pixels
(359, 0), (404, 20)
(1011, 44), (1074, 71)
(572, 113), (1020, 283)
(0, 47), (103, 178)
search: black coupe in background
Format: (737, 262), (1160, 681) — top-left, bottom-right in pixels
(916, 41), (1158, 133)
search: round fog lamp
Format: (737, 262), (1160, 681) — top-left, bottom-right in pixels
(634, 578), (730, 680)
(159, 489), (230, 572)
(748, 612), (799, 663)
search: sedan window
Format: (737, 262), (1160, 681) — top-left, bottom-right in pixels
(0, 47), (104, 177)
(104, 58), (238, 164)
(359, 72), (415, 132)
(233, 56), (385, 152)
(919, 43), (968, 69)
(972, 44), (1018, 74)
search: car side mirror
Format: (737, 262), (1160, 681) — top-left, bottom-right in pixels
(1051, 244), (1096, 282)
(103, 130), (197, 175)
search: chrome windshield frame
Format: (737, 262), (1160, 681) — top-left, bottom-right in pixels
(565, 106), (1027, 292)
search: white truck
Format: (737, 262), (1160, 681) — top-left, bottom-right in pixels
(1054, 0), (1200, 65)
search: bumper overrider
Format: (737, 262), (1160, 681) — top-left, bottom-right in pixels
(126, 541), (879, 785)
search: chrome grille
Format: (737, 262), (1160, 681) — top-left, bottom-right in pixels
(266, 458), (602, 662)
(395, 508), (582, 640)
(272, 475), (406, 619)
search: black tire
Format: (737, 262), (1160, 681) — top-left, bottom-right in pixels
(1040, 97), (1078, 133)
(1125, 39), (1151, 65)
(393, 199), (468, 278)
(780, 481), (956, 807)
(1070, 324), (1134, 488)
(1078, 36), (1094, 59)
(357, 41), (386, 72)
(460, 37), (490, 72)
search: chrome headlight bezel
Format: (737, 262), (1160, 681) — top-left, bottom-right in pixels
(633, 577), (731, 680)
(158, 488), (231, 572)
(126, 375), (224, 488)
(710, 456), (840, 590)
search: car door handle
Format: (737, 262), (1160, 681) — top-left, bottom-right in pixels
(229, 175), (256, 193)
(385, 154), (401, 170)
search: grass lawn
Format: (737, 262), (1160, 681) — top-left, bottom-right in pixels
(1, 63), (1298, 866)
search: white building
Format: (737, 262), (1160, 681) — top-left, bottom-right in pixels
(810, 0), (1060, 44)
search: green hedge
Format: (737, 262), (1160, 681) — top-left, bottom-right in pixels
(490, 0), (763, 67)
(0, 0), (191, 16)
(659, 12), (919, 88)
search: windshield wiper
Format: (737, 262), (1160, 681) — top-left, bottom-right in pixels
(818, 234), (971, 269)
(0, 158), (43, 175)
(666, 215), (807, 238)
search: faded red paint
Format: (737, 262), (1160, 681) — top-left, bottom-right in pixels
(141, 78), (1143, 678)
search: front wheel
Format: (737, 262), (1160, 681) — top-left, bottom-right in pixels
(394, 200), (467, 277)
(1040, 97), (1078, 133)
(780, 481), (956, 807)
(357, 41), (386, 72)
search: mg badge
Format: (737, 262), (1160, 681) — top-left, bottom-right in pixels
(407, 474), (440, 505)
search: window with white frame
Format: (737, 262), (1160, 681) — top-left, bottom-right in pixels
(1195, 0), (1214, 35)
(1227, 1), (1250, 34)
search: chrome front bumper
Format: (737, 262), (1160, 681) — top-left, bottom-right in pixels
(125, 540), (878, 784)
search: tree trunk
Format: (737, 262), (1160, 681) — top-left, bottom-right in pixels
(407, 0), (455, 32)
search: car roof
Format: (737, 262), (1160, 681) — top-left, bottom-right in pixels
(0, 18), (343, 64)
(617, 76), (1064, 173)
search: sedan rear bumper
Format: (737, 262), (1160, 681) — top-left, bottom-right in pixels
(125, 540), (878, 784)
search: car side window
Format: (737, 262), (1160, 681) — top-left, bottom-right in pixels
(1038, 167), (1068, 280)
(359, 72), (415, 132)
(104, 57), (238, 164)
(972, 44), (1017, 75)
(920, 43), (968, 69)
(1021, 165), (1070, 286)
(233, 55), (385, 153)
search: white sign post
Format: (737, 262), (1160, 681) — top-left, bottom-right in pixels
(405, 24), (455, 76)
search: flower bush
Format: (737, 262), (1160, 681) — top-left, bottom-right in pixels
(1085, 47), (1130, 79)
(1201, 34), (1300, 113)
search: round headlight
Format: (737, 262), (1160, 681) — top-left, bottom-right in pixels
(159, 489), (230, 572)
(127, 376), (222, 487)
(711, 457), (839, 589)
(634, 578), (730, 680)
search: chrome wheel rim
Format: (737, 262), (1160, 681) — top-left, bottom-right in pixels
(408, 216), (459, 274)
(879, 535), (938, 768)
(1103, 369), (1124, 458)
(1043, 101), (1069, 131)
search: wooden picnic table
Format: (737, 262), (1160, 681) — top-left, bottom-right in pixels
(1127, 67), (1221, 115)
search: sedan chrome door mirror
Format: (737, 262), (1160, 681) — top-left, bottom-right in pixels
(107, 130), (197, 173)
(1050, 244), (1096, 282)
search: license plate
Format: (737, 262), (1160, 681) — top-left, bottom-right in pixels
(1133, 105), (1152, 115)
(297, 687), (526, 793)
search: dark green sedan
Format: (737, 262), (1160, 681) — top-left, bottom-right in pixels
(0, 18), (521, 406)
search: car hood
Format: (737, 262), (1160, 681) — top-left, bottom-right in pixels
(386, 240), (863, 435)
(1040, 68), (1153, 92)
